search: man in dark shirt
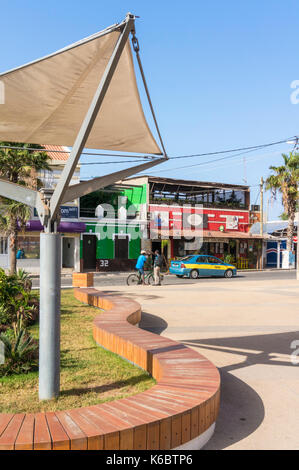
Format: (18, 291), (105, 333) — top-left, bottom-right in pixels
(153, 250), (164, 286)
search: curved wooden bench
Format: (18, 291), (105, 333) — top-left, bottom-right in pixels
(0, 288), (220, 450)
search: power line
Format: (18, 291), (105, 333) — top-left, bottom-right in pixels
(0, 136), (296, 163)
(139, 142), (291, 176)
(168, 137), (296, 160)
(164, 152), (281, 181)
(141, 148), (261, 175)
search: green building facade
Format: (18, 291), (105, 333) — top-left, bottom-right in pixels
(79, 183), (147, 271)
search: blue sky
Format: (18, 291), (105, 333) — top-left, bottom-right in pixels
(1, 1), (298, 219)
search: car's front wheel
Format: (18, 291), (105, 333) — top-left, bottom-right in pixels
(190, 269), (199, 279)
(224, 269), (233, 278)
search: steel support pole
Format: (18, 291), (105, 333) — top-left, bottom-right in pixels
(39, 232), (61, 400)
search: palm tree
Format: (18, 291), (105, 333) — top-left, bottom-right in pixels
(0, 200), (32, 274)
(265, 152), (299, 251)
(0, 142), (50, 187)
(0, 142), (51, 274)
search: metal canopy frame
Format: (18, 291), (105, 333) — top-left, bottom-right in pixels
(0, 12), (167, 232)
(0, 12), (167, 400)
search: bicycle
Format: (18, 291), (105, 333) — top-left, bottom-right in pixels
(126, 269), (164, 286)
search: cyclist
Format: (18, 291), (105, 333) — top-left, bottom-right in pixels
(135, 250), (147, 285)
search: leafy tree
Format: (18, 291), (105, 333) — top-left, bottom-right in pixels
(279, 202), (299, 221)
(279, 212), (289, 221)
(0, 142), (50, 273)
(266, 153), (299, 251)
(0, 201), (32, 275)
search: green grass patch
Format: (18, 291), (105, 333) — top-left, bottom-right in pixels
(0, 289), (155, 413)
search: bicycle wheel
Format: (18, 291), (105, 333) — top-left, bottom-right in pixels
(126, 274), (141, 286)
(147, 273), (155, 285)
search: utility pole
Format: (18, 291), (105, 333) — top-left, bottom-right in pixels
(260, 177), (264, 269)
(296, 212), (299, 280)
(260, 177), (264, 235)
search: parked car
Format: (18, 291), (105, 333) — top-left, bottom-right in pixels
(169, 255), (237, 279)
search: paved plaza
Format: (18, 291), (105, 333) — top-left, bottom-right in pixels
(95, 271), (299, 450)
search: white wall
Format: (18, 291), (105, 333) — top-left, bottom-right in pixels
(0, 254), (9, 269)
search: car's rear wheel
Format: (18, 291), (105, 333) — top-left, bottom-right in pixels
(224, 269), (233, 278)
(190, 269), (199, 279)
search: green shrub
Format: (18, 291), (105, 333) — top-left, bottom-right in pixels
(0, 317), (38, 376)
(224, 254), (235, 265)
(0, 268), (38, 328)
(0, 307), (11, 330)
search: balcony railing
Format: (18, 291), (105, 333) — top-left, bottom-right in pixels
(149, 196), (247, 210)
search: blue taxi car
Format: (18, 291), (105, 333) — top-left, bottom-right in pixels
(169, 255), (237, 279)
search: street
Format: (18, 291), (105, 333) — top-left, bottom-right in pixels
(31, 269), (297, 289)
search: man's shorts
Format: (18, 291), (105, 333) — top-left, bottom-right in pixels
(137, 268), (144, 275)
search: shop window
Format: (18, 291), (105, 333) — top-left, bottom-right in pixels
(17, 237), (40, 259)
(0, 237), (8, 254)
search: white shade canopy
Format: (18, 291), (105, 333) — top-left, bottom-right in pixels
(0, 24), (162, 155)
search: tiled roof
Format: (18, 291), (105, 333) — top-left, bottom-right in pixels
(43, 144), (70, 161)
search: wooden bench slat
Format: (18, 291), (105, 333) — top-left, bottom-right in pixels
(15, 413), (34, 450)
(0, 414), (25, 450)
(34, 413), (52, 450)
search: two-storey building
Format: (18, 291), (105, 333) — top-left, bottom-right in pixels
(80, 175), (264, 271)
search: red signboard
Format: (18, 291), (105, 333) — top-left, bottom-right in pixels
(149, 204), (249, 237)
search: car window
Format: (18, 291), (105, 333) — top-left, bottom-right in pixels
(178, 256), (193, 262)
(208, 257), (223, 264)
(198, 256), (208, 263)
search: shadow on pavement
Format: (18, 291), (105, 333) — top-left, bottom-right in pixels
(139, 311), (168, 335)
(202, 370), (265, 449)
(182, 330), (299, 448)
(182, 330), (299, 370)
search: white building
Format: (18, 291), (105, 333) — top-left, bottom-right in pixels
(0, 145), (82, 272)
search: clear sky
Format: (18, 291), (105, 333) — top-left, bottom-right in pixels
(1, 0), (298, 219)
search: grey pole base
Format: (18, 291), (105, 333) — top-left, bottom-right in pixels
(39, 232), (61, 400)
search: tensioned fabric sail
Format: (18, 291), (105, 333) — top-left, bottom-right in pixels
(0, 25), (162, 154)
